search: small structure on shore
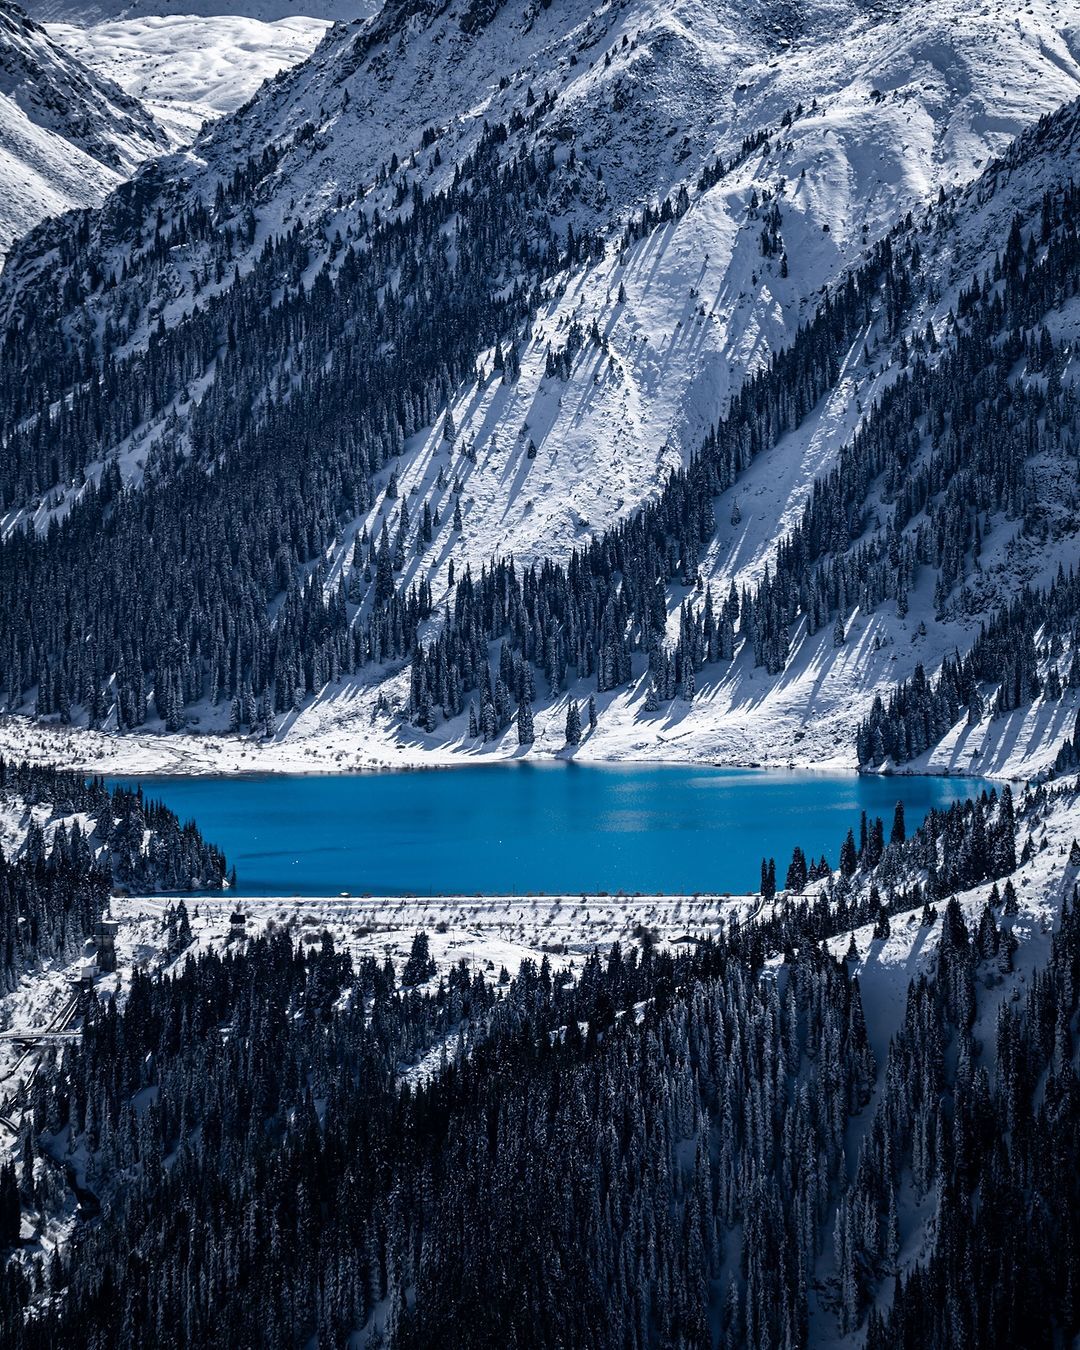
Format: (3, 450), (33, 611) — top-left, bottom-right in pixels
(72, 960), (95, 992)
(94, 918), (119, 974)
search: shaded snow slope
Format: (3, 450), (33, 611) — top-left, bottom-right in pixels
(0, 0), (166, 256)
(8, 0), (1080, 364)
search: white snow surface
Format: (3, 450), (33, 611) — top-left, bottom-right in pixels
(0, 0), (167, 256)
(28, 0), (374, 20)
(45, 13), (335, 140)
(1, 0), (1080, 774)
(829, 792), (1080, 1069)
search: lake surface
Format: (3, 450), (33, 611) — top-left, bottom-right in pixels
(119, 764), (992, 897)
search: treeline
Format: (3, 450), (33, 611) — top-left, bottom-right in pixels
(0, 111), (599, 727)
(617, 99), (810, 255)
(414, 146), (1080, 732)
(748, 785), (1020, 983)
(1, 768), (1071, 1347)
(0, 759), (229, 990)
(0, 160), (896, 734)
(406, 232), (899, 730)
(732, 176), (1080, 678)
(0, 116), (592, 501)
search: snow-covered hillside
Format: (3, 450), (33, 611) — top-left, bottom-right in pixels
(45, 13), (335, 141)
(9, 0), (1080, 357)
(27, 0), (372, 19)
(0, 0), (1079, 778)
(0, 0), (167, 256)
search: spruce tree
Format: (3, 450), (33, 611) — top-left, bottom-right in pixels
(565, 701), (581, 746)
(840, 829), (858, 878)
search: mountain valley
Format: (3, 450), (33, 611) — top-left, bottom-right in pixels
(1, 3), (1080, 1346)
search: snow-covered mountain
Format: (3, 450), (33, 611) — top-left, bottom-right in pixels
(44, 12), (336, 141)
(11, 0), (1080, 342)
(0, 0), (342, 255)
(0, 0), (1078, 778)
(0, 0), (168, 256)
(26, 0), (371, 18)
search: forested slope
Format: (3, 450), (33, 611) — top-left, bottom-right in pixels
(0, 758), (228, 989)
(0, 0), (1079, 775)
(0, 762), (1076, 1346)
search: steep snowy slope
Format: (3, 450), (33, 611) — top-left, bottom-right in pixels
(287, 0), (1080, 570)
(0, 0), (1079, 775)
(9, 0), (1080, 360)
(0, 0), (166, 256)
(0, 0), (1074, 534)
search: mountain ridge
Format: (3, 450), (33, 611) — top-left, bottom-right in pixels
(0, 0), (167, 255)
(0, 0), (1077, 783)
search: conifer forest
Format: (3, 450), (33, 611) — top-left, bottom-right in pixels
(1, 0), (1080, 1344)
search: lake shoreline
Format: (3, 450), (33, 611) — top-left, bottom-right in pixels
(0, 713), (1027, 784)
(116, 758), (1014, 787)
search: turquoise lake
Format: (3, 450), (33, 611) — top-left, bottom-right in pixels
(120, 764), (993, 897)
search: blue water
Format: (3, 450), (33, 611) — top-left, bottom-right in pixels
(117, 764), (992, 897)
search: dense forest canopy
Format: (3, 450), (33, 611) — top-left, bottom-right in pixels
(0, 763), (1076, 1347)
(0, 81), (1077, 766)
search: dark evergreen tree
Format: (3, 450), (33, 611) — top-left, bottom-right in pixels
(565, 701), (581, 745)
